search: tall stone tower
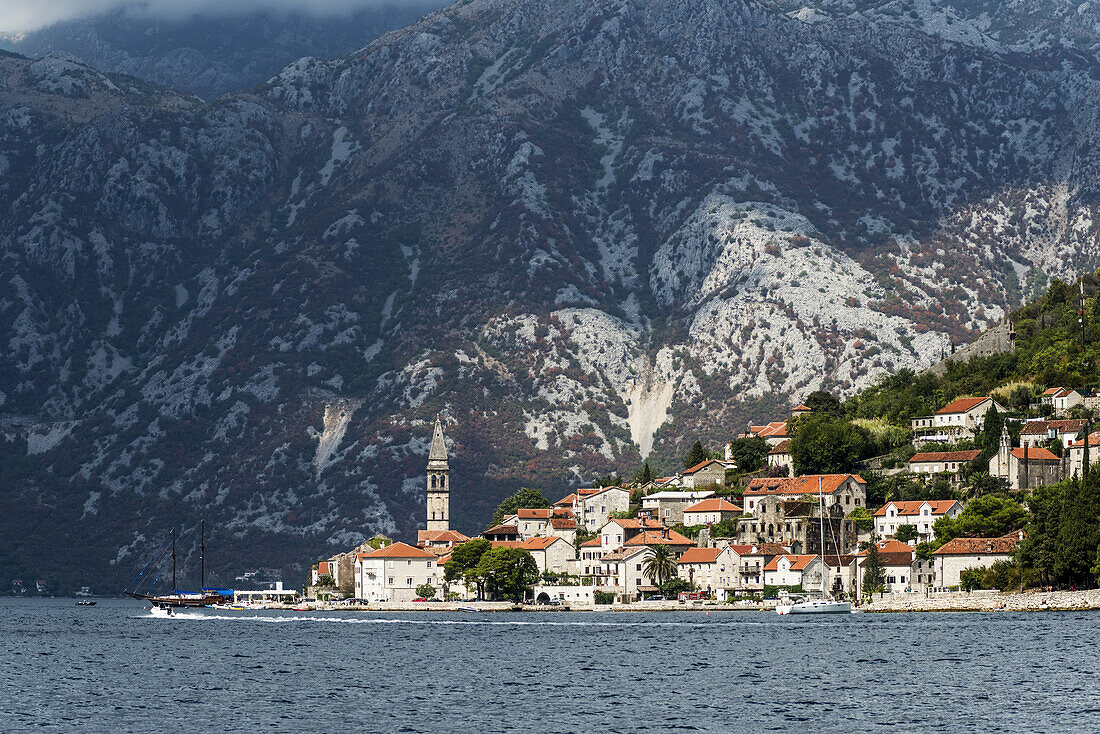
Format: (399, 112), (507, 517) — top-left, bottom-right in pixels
(426, 416), (450, 532)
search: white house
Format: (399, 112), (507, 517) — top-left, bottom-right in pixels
(354, 542), (440, 602)
(598, 517), (664, 552)
(855, 540), (915, 595)
(906, 451), (981, 476)
(683, 497), (743, 526)
(1020, 419), (1087, 449)
(763, 554), (822, 590)
(1040, 387), (1083, 416)
(747, 421), (790, 446)
(492, 536), (575, 576)
(1065, 430), (1100, 477)
(767, 440), (793, 474)
(872, 500), (963, 542)
(930, 532), (1025, 590)
(911, 396), (1005, 446)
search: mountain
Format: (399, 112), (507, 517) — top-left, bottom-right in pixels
(0, 5), (444, 99)
(2, 0), (1100, 591)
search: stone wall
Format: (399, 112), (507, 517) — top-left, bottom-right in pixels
(927, 321), (1015, 376)
(865, 589), (1100, 612)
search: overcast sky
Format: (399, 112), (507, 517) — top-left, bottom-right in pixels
(1, 0), (421, 33)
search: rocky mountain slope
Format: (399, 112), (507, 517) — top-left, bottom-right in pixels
(0, 5), (445, 99)
(3, 0), (1100, 590)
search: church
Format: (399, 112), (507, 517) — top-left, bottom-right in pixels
(417, 416), (471, 551)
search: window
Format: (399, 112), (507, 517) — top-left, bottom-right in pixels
(887, 576), (896, 584)
(388, 577), (394, 584)
(406, 578), (413, 586)
(388, 561), (394, 568)
(636, 564), (642, 571)
(427, 561), (433, 568)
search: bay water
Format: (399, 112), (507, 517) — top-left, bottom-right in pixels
(3, 597), (1098, 732)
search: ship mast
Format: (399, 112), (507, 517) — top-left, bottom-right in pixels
(171, 527), (176, 590)
(200, 519), (205, 591)
(818, 476), (826, 599)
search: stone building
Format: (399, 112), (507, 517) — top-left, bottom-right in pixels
(988, 426), (1062, 490)
(425, 416), (450, 532)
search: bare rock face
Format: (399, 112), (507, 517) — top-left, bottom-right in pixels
(2, 0), (1100, 589)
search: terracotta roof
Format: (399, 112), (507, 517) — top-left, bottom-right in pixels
(580, 538), (604, 547)
(554, 493), (578, 506)
(550, 517), (577, 529)
(317, 562), (330, 575)
(822, 553), (857, 567)
(577, 488), (602, 496)
(417, 529), (471, 544)
(935, 396), (991, 414)
(859, 539), (913, 555)
(769, 439), (791, 454)
(745, 474), (864, 497)
(437, 553), (451, 565)
(624, 530), (694, 547)
(359, 542), (436, 560)
(521, 536), (565, 551)
(908, 450), (981, 463)
(683, 459), (724, 474)
(482, 524), (518, 535)
(1021, 419), (1087, 435)
(678, 547), (723, 564)
(1068, 432), (1100, 448)
(601, 547), (650, 562)
(685, 498), (742, 514)
(872, 500), (961, 518)
(763, 554), (817, 572)
(1010, 447), (1060, 461)
(1041, 387), (1063, 396)
(751, 421), (789, 438)
(792, 404), (811, 412)
(605, 518), (663, 530)
(741, 542), (790, 556)
(933, 533), (1024, 556)
(518, 508), (553, 519)
(726, 544), (755, 555)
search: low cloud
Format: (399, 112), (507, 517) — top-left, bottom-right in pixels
(1, 0), (428, 34)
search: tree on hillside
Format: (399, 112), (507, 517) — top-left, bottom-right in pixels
(804, 390), (844, 417)
(473, 546), (539, 602)
(933, 495), (1029, 542)
(491, 487), (549, 525)
(643, 545), (677, 587)
(727, 436), (770, 473)
(635, 462), (654, 485)
(788, 414), (872, 475)
(683, 441), (710, 469)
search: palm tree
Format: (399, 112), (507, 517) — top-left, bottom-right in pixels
(643, 544), (676, 587)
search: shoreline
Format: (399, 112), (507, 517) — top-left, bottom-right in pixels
(240, 589), (1100, 614)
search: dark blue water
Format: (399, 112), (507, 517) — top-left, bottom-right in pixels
(3, 598), (1099, 732)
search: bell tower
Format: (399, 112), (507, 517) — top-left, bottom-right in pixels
(426, 416), (450, 532)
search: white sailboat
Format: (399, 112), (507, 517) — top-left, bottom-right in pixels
(777, 477), (852, 615)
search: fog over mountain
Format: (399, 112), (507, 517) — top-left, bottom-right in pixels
(3, 0), (1100, 591)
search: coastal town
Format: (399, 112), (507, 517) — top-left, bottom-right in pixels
(305, 382), (1100, 611)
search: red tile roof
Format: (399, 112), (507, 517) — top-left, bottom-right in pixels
(872, 500), (961, 517)
(1020, 419), (1087, 435)
(678, 547), (723, 564)
(624, 530), (694, 547)
(792, 404), (811, 412)
(685, 498), (743, 514)
(763, 554), (817, 572)
(580, 538), (603, 547)
(769, 439), (791, 454)
(417, 529), (471, 544)
(482, 524), (518, 535)
(932, 533), (1024, 556)
(859, 551), (914, 567)
(554, 493), (578, 506)
(908, 450), (981, 463)
(1041, 387), (1063, 396)
(359, 542), (436, 560)
(935, 396), (991, 414)
(520, 536), (564, 551)
(745, 474), (864, 497)
(550, 517), (577, 529)
(750, 421), (789, 438)
(859, 539), (913, 555)
(1010, 447), (1060, 461)
(606, 518), (663, 530)
(726, 544), (755, 555)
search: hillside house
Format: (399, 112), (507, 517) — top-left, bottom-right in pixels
(747, 421), (790, 447)
(417, 530), (471, 553)
(911, 396), (1005, 446)
(873, 500), (963, 542)
(931, 532), (1025, 590)
(1020, 419), (1087, 449)
(738, 474), (866, 553)
(767, 440), (793, 474)
(576, 486), (631, 531)
(600, 546), (655, 602)
(735, 543), (790, 592)
(681, 459), (728, 489)
(354, 542), (440, 602)
(907, 450), (981, 476)
(623, 529), (695, 559)
(1040, 387), (1083, 416)
(641, 490), (715, 524)
(683, 497), (743, 526)
(481, 524), (519, 542)
(598, 518), (664, 552)
(1065, 431), (1100, 477)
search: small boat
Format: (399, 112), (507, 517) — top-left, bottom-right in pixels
(149, 605), (175, 618)
(76, 600), (97, 606)
(458, 606), (479, 613)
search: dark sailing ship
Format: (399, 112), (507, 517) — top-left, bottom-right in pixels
(125, 520), (233, 608)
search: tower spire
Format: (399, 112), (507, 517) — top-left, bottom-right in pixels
(426, 415), (451, 532)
